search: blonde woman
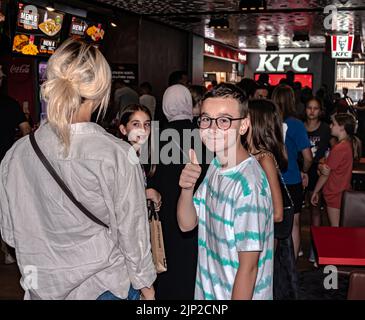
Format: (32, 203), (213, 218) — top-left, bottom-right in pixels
(0, 39), (156, 300)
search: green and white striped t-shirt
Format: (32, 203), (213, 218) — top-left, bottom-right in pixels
(193, 156), (274, 300)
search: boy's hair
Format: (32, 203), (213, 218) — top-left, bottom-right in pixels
(334, 113), (362, 161)
(272, 85), (296, 119)
(247, 99), (288, 171)
(203, 83), (248, 116)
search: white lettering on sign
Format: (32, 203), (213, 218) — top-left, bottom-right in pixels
(43, 40), (55, 47)
(257, 54), (310, 72)
(257, 54), (278, 72)
(205, 43), (215, 54)
(72, 24), (86, 32)
(20, 5), (38, 29)
(20, 12), (37, 22)
(10, 64), (30, 74)
(238, 52), (246, 62)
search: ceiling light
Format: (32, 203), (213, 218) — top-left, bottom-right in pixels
(239, 0), (267, 11)
(45, 0), (55, 11)
(111, 22), (117, 27)
(208, 18), (229, 29)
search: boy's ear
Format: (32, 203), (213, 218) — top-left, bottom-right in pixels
(119, 125), (128, 136)
(239, 117), (250, 136)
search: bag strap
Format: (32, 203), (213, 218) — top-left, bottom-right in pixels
(29, 131), (109, 229)
(255, 151), (294, 208)
(277, 169), (294, 208)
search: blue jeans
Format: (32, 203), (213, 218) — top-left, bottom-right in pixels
(97, 286), (140, 300)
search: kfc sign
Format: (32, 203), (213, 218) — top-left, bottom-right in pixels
(257, 54), (310, 72)
(331, 35), (354, 59)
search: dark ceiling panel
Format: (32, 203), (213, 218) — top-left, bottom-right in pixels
(96, 0), (365, 49)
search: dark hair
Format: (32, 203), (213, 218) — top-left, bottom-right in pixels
(293, 81), (302, 91)
(168, 70), (188, 86)
(306, 97), (323, 109)
(254, 83), (269, 93)
(258, 73), (269, 84)
(189, 85), (207, 106)
(237, 78), (257, 98)
(203, 83), (248, 116)
(119, 104), (156, 177)
(140, 82), (152, 93)
(286, 70), (295, 83)
(247, 99), (288, 171)
(333, 113), (362, 161)
(300, 86), (313, 104)
(272, 85), (296, 119)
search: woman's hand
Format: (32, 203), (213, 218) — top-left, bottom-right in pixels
(301, 172), (309, 189)
(311, 192), (319, 207)
(146, 188), (162, 212)
(140, 286), (155, 300)
(319, 164), (331, 176)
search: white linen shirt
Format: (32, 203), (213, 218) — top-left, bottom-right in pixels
(0, 122), (156, 300)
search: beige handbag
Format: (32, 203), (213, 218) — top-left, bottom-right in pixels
(148, 201), (167, 273)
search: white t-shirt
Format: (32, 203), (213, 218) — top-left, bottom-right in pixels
(193, 156), (274, 300)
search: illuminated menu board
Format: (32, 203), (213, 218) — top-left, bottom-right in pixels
(69, 16), (105, 46)
(12, 3), (64, 56)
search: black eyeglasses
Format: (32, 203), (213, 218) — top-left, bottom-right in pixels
(197, 115), (246, 130)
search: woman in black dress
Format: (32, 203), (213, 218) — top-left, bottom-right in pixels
(151, 84), (208, 300)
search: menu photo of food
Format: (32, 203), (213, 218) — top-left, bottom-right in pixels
(17, 3), (64, 38)
(86, 24), (105, 42)
(38, 11), (63, 37)
(12, 34), (39, 56)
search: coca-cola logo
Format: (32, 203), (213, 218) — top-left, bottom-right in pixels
(10, 64), (30, 74)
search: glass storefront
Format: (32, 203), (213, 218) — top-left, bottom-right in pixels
(335, 60), (365, 102)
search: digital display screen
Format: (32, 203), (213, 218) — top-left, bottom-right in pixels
(69, 16), (105, 45)
(12, 2), (64, 56)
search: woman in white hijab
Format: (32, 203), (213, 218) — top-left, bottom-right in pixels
(152, 83), (201, 300)
(162, 84), (193, 123)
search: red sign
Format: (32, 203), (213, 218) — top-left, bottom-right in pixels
(2, 57), (36, 122)
(254, 73), (313, 88)
(204, 41), (247, 64)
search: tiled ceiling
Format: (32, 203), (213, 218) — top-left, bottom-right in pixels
(97, 0), (365, 49)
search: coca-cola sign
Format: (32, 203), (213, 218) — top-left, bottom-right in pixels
(10, 64), (30, 74)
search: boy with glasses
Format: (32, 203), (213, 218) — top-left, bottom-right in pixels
(177, 83), (274, 300)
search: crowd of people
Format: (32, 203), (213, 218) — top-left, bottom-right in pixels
(0, 38), (363, 300)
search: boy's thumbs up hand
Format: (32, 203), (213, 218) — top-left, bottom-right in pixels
(179, 149), (202, 190)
